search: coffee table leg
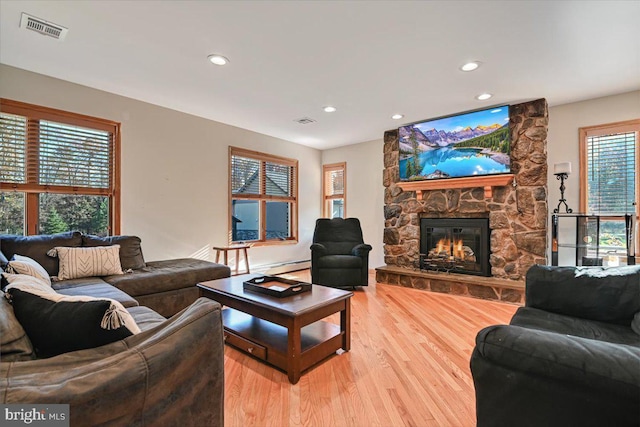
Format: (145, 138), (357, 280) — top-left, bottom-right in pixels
(287, 317), (302, 384)
(341, 299), (351, 351)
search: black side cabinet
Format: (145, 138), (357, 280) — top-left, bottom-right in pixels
(551, 213), (635, 266)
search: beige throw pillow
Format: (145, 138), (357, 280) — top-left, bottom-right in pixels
(47, 245), (124, 280)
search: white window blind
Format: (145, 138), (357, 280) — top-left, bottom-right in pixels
(586, 131), (636, 214)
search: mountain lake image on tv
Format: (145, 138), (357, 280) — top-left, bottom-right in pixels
(399, 105), (510, 181)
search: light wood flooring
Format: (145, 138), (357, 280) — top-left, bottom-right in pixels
(223, 270), (517, 427)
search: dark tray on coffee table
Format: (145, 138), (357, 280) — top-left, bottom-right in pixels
(243, 275), (311, 298)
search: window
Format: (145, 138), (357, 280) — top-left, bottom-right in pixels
(0, 99), (120, 236)
(579, 119), (639, 259)
(322, 162), (346, 218)
(229, 147), (297, 244)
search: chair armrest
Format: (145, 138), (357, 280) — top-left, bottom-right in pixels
(310, 243), (328, 256)
(0, 298), (225, 426)
(525, 265), (640, 324)
(474, 325), (640, 389)
(352, 244), (372, 257)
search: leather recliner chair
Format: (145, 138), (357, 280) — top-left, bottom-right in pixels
(471, 264), (640, 427)
(310, 218), (372, 288)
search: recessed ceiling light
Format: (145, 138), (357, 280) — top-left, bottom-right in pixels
(476, 93), (493, 101)
(207, 54), (229, 66)
(392, 114), (404, 120)
(323, 106), (337, 113)
(460, 61), (481, 72)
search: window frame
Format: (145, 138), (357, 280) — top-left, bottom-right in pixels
(0, 98), (121, 235)
(322, 162), (346, 218)
(579, 118), (639, 255)
(228, 146), (298, 245)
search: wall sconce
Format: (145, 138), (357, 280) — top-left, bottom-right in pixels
(553, 162), (573, 213)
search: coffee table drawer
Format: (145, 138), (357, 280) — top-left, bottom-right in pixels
(224, 330), (267, 360)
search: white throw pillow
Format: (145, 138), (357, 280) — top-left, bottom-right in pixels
(2, 273), (56, 295)
(6, 255), (52, 285)
(47, 245), (124, 280)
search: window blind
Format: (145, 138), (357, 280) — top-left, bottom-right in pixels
(0, 113), (27, 183)
(587, 131), (636, 214)
(327, 169), (344, 196)
(39, 120), (112, 189)
(265, 162), (293, 196)
(231, 156), (260, 195)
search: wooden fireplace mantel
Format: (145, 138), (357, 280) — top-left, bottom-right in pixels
(397, 174), (514, 200)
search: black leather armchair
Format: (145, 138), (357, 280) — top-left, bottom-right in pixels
(310, 218), (372, 288)
(471, 265), (640, 427)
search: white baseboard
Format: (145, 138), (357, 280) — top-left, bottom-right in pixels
(257, 260), (311, 275)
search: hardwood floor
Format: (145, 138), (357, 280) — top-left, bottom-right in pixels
(223, 270), (517, 427)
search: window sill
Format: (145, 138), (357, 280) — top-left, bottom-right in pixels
(232, 239), (299, 247)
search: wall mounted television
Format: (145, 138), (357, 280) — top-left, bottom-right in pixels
(398, 105), (510, 181)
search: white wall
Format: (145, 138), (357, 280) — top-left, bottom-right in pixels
(547, 90), (640, 263)
(322, 139), (385, 268)
(3, 63), (636, 269)
(320, 91), (640, 269)
(0, 64), (322, 267)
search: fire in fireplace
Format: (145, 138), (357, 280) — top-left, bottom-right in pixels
(420, 218), (490, 276)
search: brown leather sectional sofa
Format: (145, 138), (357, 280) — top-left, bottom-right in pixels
(0, 231), (230, 426)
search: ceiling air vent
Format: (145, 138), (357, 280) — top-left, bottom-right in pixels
(20, 13), (68, 40)
(294, 117), (316, 125)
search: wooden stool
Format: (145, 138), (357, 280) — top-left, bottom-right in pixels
(213, 245), (250, 275)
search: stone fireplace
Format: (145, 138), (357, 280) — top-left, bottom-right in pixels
(420, 217), (490, 276)
(376, 99), (549, 303)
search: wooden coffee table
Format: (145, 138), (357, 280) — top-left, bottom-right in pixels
(197, 274), (353, 384)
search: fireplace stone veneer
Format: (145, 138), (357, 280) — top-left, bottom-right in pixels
(377, 99), (549, 302)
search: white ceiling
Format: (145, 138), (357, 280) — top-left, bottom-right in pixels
(1, 1), (639, 150)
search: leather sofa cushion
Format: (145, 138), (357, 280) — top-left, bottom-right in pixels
(511, 306), (640, 346)
(126, 305), (166, 331)
(54, 277), (139, 308)
(82, 235), (146, 270)
(103, 258), (231, 297)
(0, 232), (82, 277)
(318, 255), (363, 269)
(526, 265), (640, 324)
(0, 293), (35, 361)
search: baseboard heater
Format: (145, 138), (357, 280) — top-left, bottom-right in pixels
(260, 260), (311, 275)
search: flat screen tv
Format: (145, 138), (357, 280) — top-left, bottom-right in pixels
(398, 105), (510, 181)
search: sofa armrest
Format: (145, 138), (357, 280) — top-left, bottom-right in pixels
(471, 324), (640, 427)
(525, 265), (640, 324)
(0, 298), (224, 427)
(352, 243), (372, 257)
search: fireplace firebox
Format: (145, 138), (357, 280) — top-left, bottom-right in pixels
(420, 218), (490, 277)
